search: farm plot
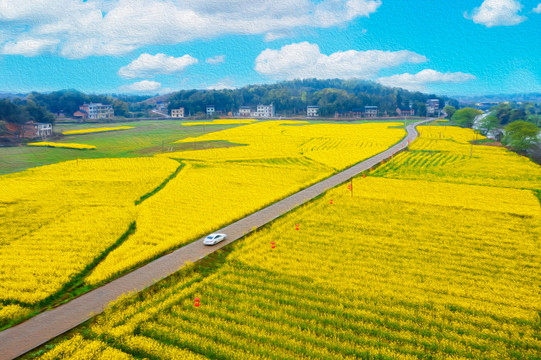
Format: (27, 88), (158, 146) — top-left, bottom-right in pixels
(374, 125), (541, 190)
(87, 121), (406, 284)
(0, 120), (406, 328)
(33, 126), (541, 359)
(0, 158), (179, 324)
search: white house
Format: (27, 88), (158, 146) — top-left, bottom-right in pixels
(255, 104), (275, 117)
(364, 106), (378, 118)
(206, 105), (215, 116)
(426, 99), (440, 116)
(307, 106), (319, 117)
(239, 106), (252, 117)
(79, 103), (114, 119)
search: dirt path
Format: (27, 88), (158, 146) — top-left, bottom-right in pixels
(0, 120), (429, 360)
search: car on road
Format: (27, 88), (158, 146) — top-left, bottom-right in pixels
(203, 233), (227, 245)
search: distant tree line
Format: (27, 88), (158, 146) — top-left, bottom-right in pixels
(27, 90), (152, 118)
(167, 79), (457, 117)
(443, 101), (541, 154)
(0, 98), (54, 125)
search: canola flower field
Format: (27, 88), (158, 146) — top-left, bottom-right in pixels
(32, 124), (541, 359)
(0, 120), (405, 328)
(61, 126), (134, 135)
(181, 119), (259, 126)
(26, 142), (97, 150)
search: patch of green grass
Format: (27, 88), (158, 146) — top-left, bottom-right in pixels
(0, 120), (239, 175)
(135, 161), (185, 205)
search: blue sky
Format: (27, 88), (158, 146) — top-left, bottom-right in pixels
(0, 0), (540, 96)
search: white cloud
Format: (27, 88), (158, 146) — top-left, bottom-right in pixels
(119, 80), (162, 92)
(206, 77), (236, 90)
(264, 31), (294, 42)
(255, 42), (427, 80)
(1, 38), (59, 56)
(377, 69), (477, 92)
(118, 53), (198, 79)
(206, 55), (226, 65)
(533, 3), (541, 13)
(0, 0), (381, 58)
(466, 0), (526, 27)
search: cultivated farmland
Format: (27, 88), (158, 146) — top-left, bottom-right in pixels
(0, 120), (405, 328)
(30, 124), (541, 359)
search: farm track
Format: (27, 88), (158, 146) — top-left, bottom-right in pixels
(0, 119), (431, 360)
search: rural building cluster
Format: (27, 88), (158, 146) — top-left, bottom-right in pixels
(73, 103), (114, 120)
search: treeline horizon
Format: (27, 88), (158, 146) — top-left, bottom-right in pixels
(1, 79), (459, 124)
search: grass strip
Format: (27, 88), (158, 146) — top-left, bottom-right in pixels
(135, 161), (185, 205)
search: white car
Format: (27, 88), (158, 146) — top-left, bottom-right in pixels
(203, 233), (227, 245)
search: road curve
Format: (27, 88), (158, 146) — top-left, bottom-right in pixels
(0, 119), (431, 360)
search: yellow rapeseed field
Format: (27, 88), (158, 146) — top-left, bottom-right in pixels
(0, 158), (179, 308)
(1, 120), (405, 326)
(87, 121), (405, 283)
(181, 119), (259, 126)
(374, 125), (541, 190)
(27, 142), (97, 150)
(61, 126), (134, 135)
(34, 125), (541, 359)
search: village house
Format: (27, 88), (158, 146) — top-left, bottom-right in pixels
(255, 104), (275, 117)
(171, 108), (185, 118)
(334, 109), (363, 119)
(396, 107), (415, 116)
(76, 103), (114, 119)
(307, 106), (319, 117)
(364, 106), (378, 118)
(6, 122), (53, 138)
(426, 99), (440, 116)
(239, 106), (252, 117)
(206, 105), (215, 116)
(155, 101), (169, 113)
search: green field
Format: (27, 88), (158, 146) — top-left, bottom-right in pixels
(0, 118), (422, 175)
(0, 120), (239, 175)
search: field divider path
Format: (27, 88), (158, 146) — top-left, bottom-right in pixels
(0, 119), (431, 360)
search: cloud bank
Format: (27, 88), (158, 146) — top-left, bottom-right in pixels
(119, 80), (162, 92)
(118, 53), (198, 79)
(0, 0), (381, 58)
(255, 42), (427, 80)
(377, 69), (477, 92)
(466, 0), (526, 27)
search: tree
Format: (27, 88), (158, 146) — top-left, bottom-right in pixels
(502, 121), (540, 152)
(451, 107), (483, 128)
(477, 115), (499, 136)
(443, 105), (456, 119)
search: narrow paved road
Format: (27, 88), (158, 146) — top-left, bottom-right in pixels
(0, 119), (430, 360)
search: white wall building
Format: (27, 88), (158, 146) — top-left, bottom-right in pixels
(426, 99), (440, 116)
(364, 106), (378, 118)
(239, 106), (252, 117)
(307, 106), (319, 117)
(79, 103), (114, 119)
(255, 104), (275, 117)
(206, 105), (215, 116)
(35, 123), (53, 137)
